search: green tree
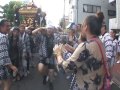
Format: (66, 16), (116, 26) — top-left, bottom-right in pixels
(3, 1), (24, 24)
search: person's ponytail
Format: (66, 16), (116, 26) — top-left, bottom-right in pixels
(84, 12), (105, 36)
(96, 12), (104, 30)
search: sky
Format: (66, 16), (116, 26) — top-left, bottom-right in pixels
(0, 0), (69, 26)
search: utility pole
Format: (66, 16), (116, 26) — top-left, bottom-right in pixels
(63, 0), (66, 29)
(76, 0), (78, 24)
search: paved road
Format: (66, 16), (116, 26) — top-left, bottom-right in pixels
(0, 54), (70, 90)
(9, 68), (69, 90)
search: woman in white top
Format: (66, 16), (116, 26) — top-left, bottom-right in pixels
(110, 30), (118, 66)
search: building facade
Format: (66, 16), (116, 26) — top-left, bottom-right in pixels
(109, 0), (120, 30)
(68, 0), (115, 28)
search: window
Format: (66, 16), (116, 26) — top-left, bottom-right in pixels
(93, 6), (97, 13)
(83, 4), (101, 13)
(87, 5), (93, 13)
(108, 10), (116, 16)
(83, 5), (87, 12)
(96, 6), (101, 12)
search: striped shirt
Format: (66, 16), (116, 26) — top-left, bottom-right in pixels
(63, 51), (72, 60)
(101, 33), (113, 59)
(0, 33), (11, 66)
(54, 33), (62, 45)
(18, 32), (31, 55)
(117, 37), (120, 53)
(113, 39), (118, 58)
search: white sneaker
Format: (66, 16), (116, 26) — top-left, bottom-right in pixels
(27, 71), (30, 74)
(66, 75), (71, 80)
(46, 76), (49, 82)
(117, 60), (120, 64)
(110, 81), (114, 85)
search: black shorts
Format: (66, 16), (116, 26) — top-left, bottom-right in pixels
(39, 57), (55, 69)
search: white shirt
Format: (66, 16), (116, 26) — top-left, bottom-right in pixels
(101, 33), (113, 59)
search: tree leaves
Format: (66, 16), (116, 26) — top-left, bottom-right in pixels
(3, 1), (24, 24)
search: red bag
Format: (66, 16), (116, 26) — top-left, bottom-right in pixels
(91, 38), (111, 90)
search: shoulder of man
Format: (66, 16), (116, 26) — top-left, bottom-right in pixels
(104, 33), (113, 41)
(0, 35), (9, 50)
(0, 33), (6, 38)
(24, 33), (30, 39)
(0, 33), (8, 42)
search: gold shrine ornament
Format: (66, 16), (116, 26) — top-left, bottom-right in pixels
(19, 2), (38, 15)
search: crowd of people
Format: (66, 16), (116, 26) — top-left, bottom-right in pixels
(0, 11), (120, 90)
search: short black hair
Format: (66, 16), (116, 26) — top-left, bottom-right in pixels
(102, 24), (107, 30)
(0, 19), (8, 27)
(13, 27), (20, 32)
(111, 29), (117, 34)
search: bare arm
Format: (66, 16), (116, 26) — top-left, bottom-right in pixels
(32, 28), (41, 35)
(64, 44), (75, 53)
